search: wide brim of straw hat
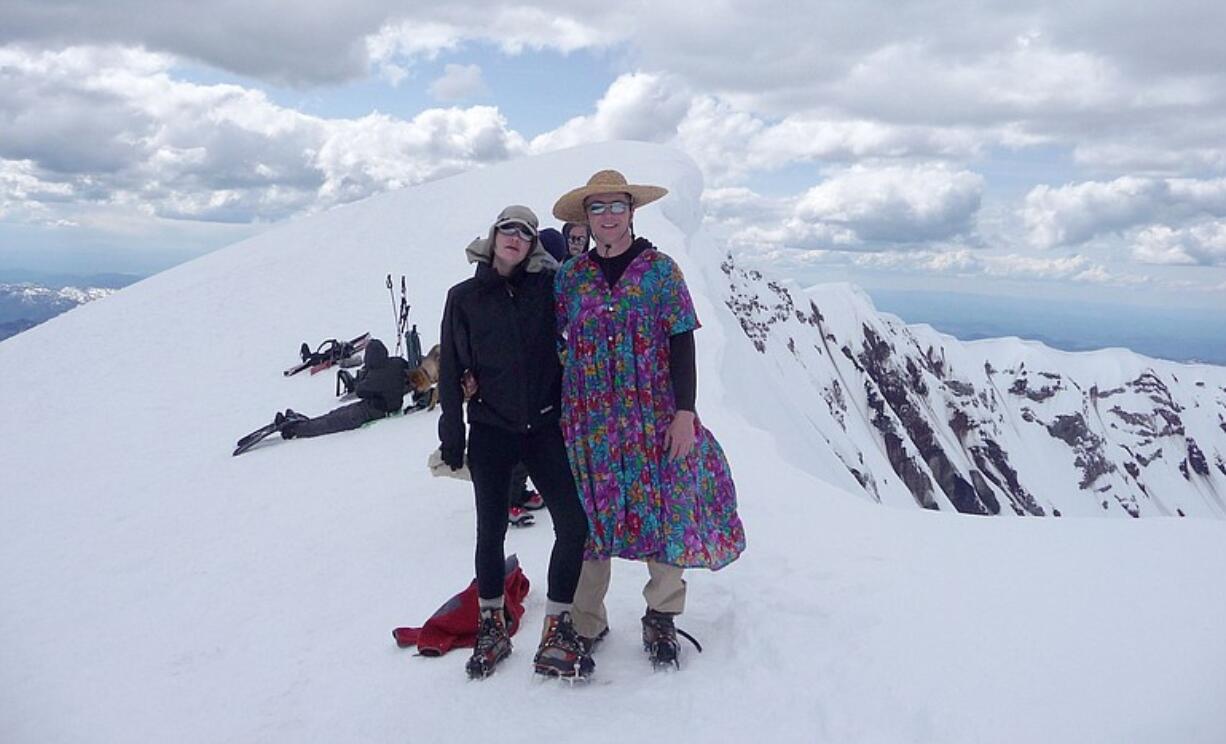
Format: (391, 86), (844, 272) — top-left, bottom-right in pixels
(552, 169), (668, 222)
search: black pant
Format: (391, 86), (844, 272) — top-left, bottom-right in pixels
(293, 400), (384, 438)
(508, 462), (530, 504)
(468, 422), (588, 603)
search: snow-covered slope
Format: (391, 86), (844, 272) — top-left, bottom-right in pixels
(2, 142), (1224, 744)
(723, 260), (1226, 518)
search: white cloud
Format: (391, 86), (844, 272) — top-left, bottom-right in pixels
(794, 164), (984, 244)
(1023, 176), (1226, 250)
(529, 72), (692, 152)
(365, 10), (615, 84)
(0, 45), (527, 223)
(703, 165), (984, 253)
(676, 100), (990, 185)
(1132, 221), (1226, 266)
(314, 107), (526, 205)
(428, 63), (489, 101)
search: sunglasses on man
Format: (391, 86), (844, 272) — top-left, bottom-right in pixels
(496, 222), (535, 240)
(585, 200), (629, 215)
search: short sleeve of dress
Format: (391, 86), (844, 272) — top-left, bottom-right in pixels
(656, 253), (700, 336)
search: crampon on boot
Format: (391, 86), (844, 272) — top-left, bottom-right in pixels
(533, 611), (595, 680)
(641, 609), (703, 670)
(465, 607), (512, 680)
(508, 505), (535, 527)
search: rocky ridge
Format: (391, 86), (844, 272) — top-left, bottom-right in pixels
(720, 254), (1226, 518)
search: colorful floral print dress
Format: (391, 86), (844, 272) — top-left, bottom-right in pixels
(555, 242), (745, 569)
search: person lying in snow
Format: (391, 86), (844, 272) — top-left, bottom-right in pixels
(278, 338), (411, 439)
(233, 338), (424, 456)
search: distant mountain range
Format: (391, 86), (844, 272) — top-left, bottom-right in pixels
(866, 288), (1226, 366)
(0, 279), (136, 341)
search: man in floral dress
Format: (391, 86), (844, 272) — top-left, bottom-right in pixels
(552, 170), (746, 669)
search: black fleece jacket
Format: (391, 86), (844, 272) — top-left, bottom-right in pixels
(437, 262), (562, 462)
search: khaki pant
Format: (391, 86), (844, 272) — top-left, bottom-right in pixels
(571, 558), (687, 639)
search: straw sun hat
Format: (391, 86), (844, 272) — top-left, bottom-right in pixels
(552, 169), (668, 222)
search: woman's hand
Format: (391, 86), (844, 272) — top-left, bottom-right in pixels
(664, 410), (697, 461)
(461, 370), (478, 400)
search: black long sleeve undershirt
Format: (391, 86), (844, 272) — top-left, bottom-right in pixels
(592, 242), (697, 412)
(669, 331), (696, 412)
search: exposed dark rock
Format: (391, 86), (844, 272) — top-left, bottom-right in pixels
(840, 345), (864, 371)
(1109, 405), (1185, 438)
(1217, 457), (1226, 478)
(1046, 413), (1088, 447)
(946, 380), (975, 397)
(969, 439), (1043, 516)
(1177, 509), (1186, 517)
(1039, 371), (1061, 380)
(796, 300), (822, 326)
(1053, 509), (1062, 517)
(1124, 461), (1140, 479)
(949, 408), (975, 441)
(968, 469), (1008, 514)
(858, 329), (994, 514)
(721, 256), (798, 354)
(905, 357), (928, 396)
(1129, 371), (1181, 412)
(846, 466), (881, 502)
(1109, 407), (1150, 427)
(1046, 413), (1116, 489)
(824, 380), (848, 431)
(1179, 460), (1190, 480)
(787, 337), (797, 355)
(865, 384), (938, 510)
(1092, 385), (1125, 399)
(1154, 408), (1185, 436)
(925, 345), (946, 379)
(1186, 439), (1210, 476)
(1136, 448), (1163, 467)
(1195, 381), (1205, 387)
(1009, 376), (1060, 402)
(984, 361), (994, 376)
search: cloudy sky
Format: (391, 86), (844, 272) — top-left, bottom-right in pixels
(2, 1), (1225, 311)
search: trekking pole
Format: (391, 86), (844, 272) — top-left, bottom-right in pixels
(397, 275), (410, 359)
(387, 274), (404, 357)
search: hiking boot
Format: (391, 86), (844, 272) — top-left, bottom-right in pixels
(277, 409), (309, 439)
(533, 611), (595, 680)
(642, 609), (681, 669)
(466, 607), (512, 679)
(518, 490), (545, 511)
(578, 627), (609, 656)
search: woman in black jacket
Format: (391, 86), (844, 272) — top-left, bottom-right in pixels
(437, 205), (592, 681)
